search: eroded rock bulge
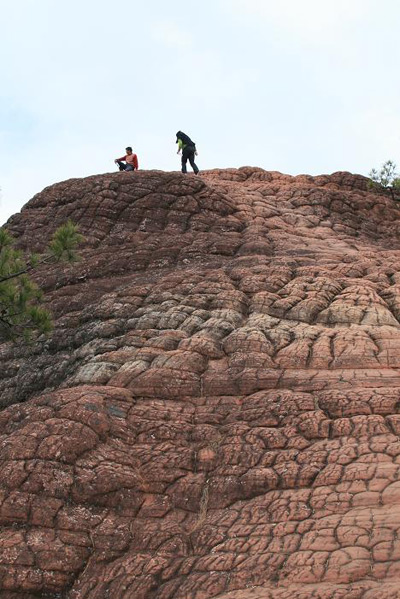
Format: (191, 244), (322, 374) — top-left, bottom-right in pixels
(1, 168), (400, 598)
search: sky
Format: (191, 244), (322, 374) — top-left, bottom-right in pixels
(1, 0), (400, 225)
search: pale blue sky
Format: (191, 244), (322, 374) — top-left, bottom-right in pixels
(1, 0), (399, 225)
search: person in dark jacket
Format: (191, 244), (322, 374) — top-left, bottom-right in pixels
(176, 131), (199, 174)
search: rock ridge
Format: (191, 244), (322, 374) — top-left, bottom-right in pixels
(1, 167), (400, 598)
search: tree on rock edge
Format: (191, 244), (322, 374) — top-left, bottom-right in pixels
(0, 220), (84, 341)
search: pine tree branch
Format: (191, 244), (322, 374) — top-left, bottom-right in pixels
(0, 255), (53, 283)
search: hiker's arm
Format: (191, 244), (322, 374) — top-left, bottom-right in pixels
(177, 139), (183, 154)
(114, 155), (126, 163)
(133, 154), (139, 170)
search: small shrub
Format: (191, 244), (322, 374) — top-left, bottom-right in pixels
(369, 160), (400, 200)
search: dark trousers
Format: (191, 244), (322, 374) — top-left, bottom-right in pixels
(182, 146), (199, 174)
(116, 161), (134, 171)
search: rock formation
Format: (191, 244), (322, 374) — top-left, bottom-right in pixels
(1, 167), (400, 598)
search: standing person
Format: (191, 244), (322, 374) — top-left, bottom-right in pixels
(176, 131), (199, 175)
(114, 147), (139, 171)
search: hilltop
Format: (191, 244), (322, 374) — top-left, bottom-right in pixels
(1, 167), (400, 599)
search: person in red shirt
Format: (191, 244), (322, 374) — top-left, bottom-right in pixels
(114, 147), (139, 171)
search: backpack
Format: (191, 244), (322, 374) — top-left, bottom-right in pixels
(176, 131), (195, 147)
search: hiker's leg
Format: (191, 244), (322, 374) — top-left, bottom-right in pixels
(116, 160), (126, 171)
(125, 164), (134, 171)
(181, 153), (188, 174)
(188, 150), (199, 174)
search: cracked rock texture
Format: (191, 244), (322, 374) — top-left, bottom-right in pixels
(2, 167), (400, 598)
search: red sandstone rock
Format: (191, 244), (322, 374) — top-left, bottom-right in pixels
(1, 168), (400, 597)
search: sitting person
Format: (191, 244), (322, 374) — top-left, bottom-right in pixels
(114, 147), (139, 171)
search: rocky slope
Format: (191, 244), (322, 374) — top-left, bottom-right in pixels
(1, 167), (400, 598)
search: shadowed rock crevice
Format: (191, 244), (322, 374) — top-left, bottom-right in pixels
(2, 168), (400, 598)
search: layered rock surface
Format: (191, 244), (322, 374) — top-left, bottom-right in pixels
(1, 168), (400, 598)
